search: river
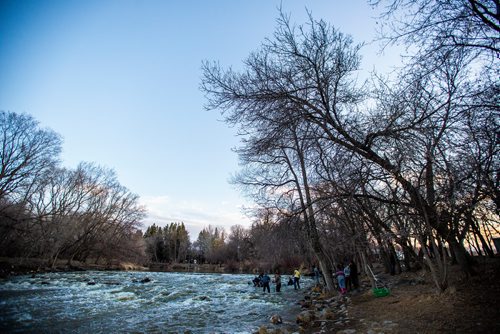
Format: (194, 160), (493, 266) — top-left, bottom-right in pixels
(0, 271), (311, 333)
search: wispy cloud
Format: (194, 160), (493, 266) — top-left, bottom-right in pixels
(140, 195), (252, 240)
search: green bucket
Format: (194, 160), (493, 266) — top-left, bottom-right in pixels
(372, 287), (390, 297)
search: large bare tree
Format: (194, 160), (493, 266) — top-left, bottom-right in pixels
(201, 8), (498, 287)
(0, 111), (61, 206)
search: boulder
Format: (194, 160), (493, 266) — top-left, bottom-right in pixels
(300, 301), (312, 309)
(196, 295), (211, 301)
(311, 285), (322, 293)
(257, 325), (268, 334)
(256, 326), (285, 334)
(318, 309), (336, 320)
(296, 310), (315, 326)
(270, 314), (283, 324)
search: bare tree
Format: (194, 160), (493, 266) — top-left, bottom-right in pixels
(201, 7), (500, 288)
(0, 111), (62, 201)
(202, 11), (367, 291)
(372, 0), (500, 61)
(0, 111), (62, 246)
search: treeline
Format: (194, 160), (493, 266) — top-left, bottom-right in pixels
(0, 111), (147, 268)
(200, 1), (499, 292)
(143, 221), (315, 273)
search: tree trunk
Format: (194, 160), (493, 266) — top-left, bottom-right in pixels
(317, 253), (335, 292)
(449, 239), (476, 276)
(419, 235), (448, 292)
(401, 241), (416, 271)
(51, 250), (61, 269)
(388, 242), (401, 275)
(360, 251), (375, 288)
(472, 223), (495, 257)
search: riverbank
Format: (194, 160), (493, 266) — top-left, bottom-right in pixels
(0, 257), (148, 278)
(3, 256), (499, 333)
(257, 257), (500, 334)
(345, 258), (500, 334)
(0, 257), (256, 278)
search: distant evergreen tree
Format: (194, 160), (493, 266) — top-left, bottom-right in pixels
(144, 222), (190, 263)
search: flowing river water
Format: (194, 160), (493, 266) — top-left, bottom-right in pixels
(0, 271), (312, 333)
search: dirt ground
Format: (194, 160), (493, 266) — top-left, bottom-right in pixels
(345, 257), (500, 334)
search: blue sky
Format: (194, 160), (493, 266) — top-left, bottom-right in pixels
(0, 0), (399, 239)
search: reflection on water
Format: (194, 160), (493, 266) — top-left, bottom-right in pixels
(0, 271), (310, 333)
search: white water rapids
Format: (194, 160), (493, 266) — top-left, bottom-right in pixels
(0, 271), (311, 333)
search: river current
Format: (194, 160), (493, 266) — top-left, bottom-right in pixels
(0, 271), (311, 333)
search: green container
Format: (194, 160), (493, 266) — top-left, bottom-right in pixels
(372, 287), (390, 297)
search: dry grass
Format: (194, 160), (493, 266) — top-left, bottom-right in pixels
(347, 258), (500, 333)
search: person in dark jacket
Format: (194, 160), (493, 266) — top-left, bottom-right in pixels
(350, 261), (359, 290)
(261, 273), (271, 293)
(252, 276), (260, 287)
(274, 271), (282, 292)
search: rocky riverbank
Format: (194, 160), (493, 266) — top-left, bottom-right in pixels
(256, 258), (500, 334)
(255, 286), (357, 334)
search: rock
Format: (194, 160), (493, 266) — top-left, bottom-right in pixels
(266, 329), (284, 334)
(312, 285), (322, 293)
(296, 310), (315, 326)
(270, 314), (283, 324)
(337, 330), (356, 334)
(324, 297), (337, 304)
(140, 277), (151, 283)
(258, 325), (268, 334)
(318, 309), (335, 320)
(87, 281), (96, 285)
(198, 296), (210, 301)
(382, 320), (398, 329)
(103, 281), (120, 285)
(300, 301), (312, 309)
(314, 305), (324, 312)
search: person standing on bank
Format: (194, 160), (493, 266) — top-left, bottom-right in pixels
(336, 265), (347, 294)
(261, 273), (271, 293)
(293, 268), (301, 290)
(349, 260), (359, 290)
(274, 271), (282, 292)
(344, 263), (351, 291)
(313, 265), (320, 285)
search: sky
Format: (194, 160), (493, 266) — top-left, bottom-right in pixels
(0, 0), (400, 240)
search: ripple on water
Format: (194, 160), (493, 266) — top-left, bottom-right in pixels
(0, 271), (312, 333)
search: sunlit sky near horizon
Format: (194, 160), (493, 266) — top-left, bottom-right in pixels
(0, 0), (400, 240)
